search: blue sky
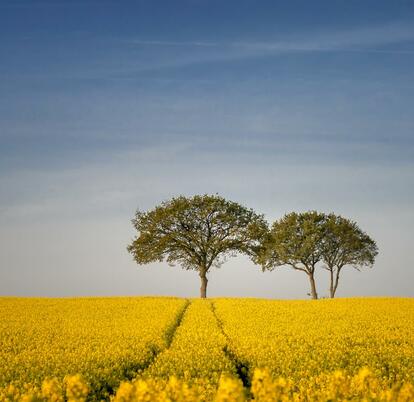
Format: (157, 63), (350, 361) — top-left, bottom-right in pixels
(1, 1), (413, 298)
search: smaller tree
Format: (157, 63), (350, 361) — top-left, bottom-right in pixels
(321, 214), (378, 298)
(127, 194), (268, 298)
(260, 211), (326, 300)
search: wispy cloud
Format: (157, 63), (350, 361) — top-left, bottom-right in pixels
(129, 40), (218, 47)
(128, 21), (414, 58)
(106, 23), (414, 78)
(267, 21), (414, 51)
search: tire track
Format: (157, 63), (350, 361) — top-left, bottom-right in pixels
(210, 301), (251, 392)
(143, 299), (235, 383)
(163, 299), (191, 348)
(103, 299), (191, 400)
(133, 298), (191, 375)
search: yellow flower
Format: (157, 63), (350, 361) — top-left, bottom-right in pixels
(214, 375), (245, 402)
(64, 374), (89, 402)
(41, 378), (63, 402)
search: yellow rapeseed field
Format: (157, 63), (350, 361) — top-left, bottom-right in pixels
(1, 297), (413, 401)
(0, 297), (187, 401)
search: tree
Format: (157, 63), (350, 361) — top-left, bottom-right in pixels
(260, 211), (326, 300)
(321, 214), (378, 298)
(127, 194), (268, 298)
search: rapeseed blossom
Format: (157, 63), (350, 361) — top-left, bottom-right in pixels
(0, 297), (187, 401)
(1, 297), (413, 401)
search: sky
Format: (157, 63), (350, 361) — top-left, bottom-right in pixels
(0, 0), (413, 299)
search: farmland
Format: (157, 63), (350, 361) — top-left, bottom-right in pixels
(1, 297), (413, 401)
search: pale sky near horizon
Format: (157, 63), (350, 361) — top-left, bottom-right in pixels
(0, 0), (413, 299)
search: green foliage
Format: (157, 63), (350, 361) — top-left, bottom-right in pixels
(321, 213), (378, 297)
(127, 195), (378, 299)
(321, 213), (378, 271)
(127, 194), (268, 274)
(260, 211), (378, 298)
(261, 211), (326, 274)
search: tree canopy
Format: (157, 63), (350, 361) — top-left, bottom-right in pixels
(259, 211), (378, 299)
(128, 195), (378, 299)
(127, 194), (268, 298)
(321, 213), (378, 298)
(260, 211), (326, 299)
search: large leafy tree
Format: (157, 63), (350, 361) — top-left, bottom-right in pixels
(321, 213), (378, 298)
(127, 194), (268, 298)
(260, 211), (326, 299)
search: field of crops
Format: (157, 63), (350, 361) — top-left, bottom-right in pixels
(1, 297), (414, 401)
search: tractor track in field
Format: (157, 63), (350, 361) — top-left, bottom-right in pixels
(106, 299), (249, 401)
(134, 298), (192, 374)
(102, 299), (191, 401)
(129, 298), (192, 376)
(210, 301), (251, 392)
(164, 299), (191, 348)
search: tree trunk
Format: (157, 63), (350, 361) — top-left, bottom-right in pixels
(309, 273), (318, 300)
(332, 269), (340, 298)
(329, 269), (335, 298)
(199, 271), (208, 298)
